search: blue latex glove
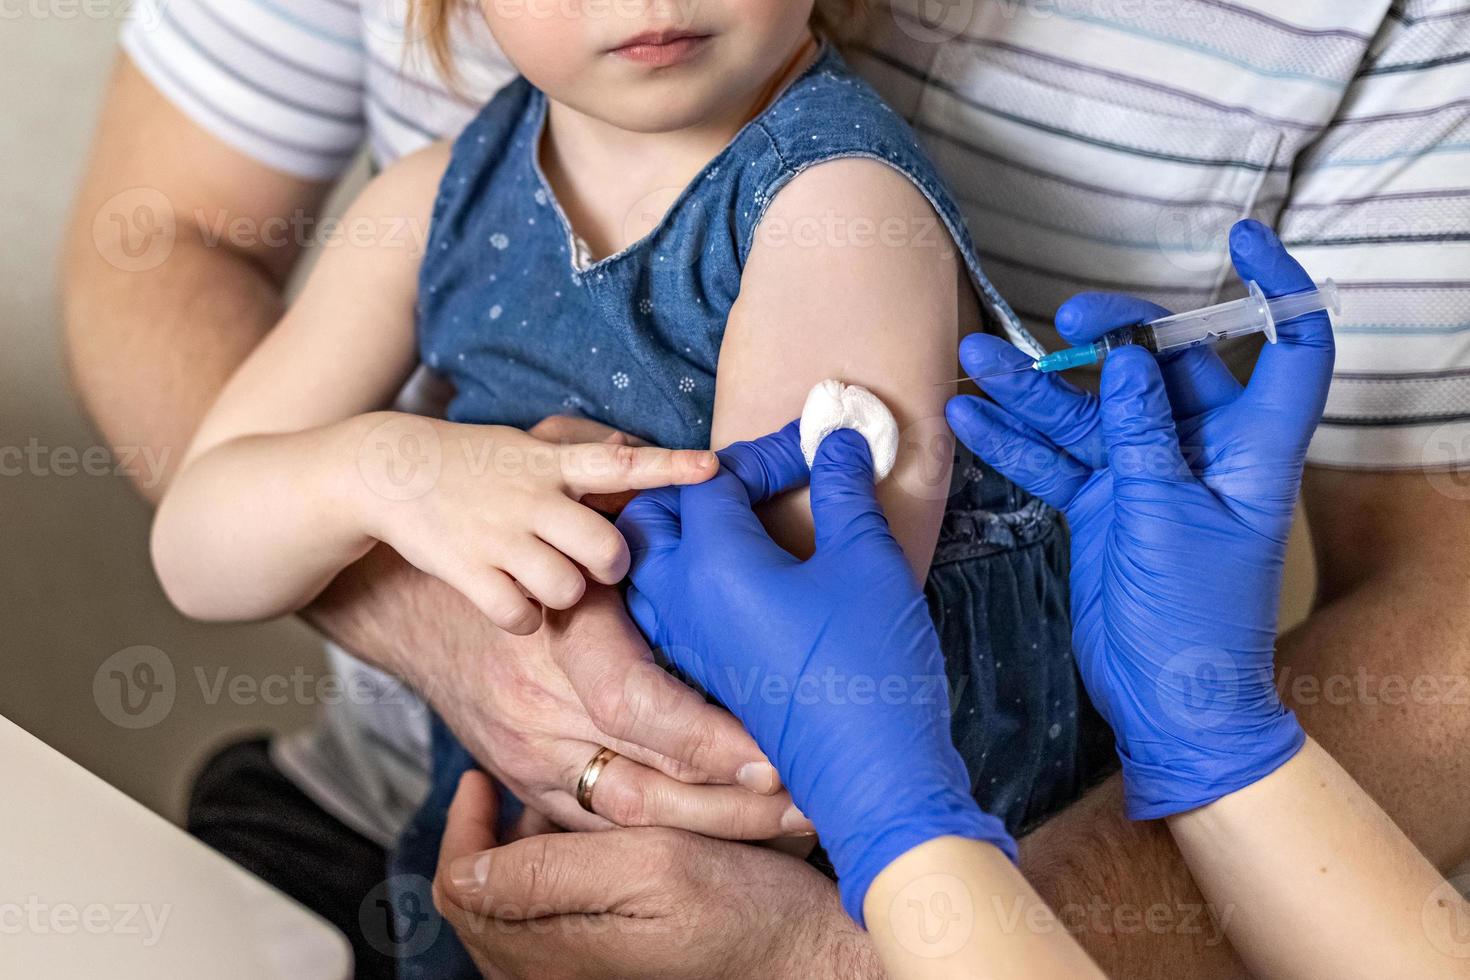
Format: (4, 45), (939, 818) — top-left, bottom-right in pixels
(947, 220), (1331, 819)
(617, 423), (1014, 925)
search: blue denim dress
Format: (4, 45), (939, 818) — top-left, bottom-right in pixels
(389, 47), (1115, 977)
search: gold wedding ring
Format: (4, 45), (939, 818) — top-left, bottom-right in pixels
(576, 746), (619, 814)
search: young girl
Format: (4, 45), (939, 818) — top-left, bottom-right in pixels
(153, 0), (1090, 927)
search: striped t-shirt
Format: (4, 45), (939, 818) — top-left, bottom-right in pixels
(123, 0), (1470, 471)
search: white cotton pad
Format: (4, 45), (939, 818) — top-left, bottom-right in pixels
(799, 379), (900, 482)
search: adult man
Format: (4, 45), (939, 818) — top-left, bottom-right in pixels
(64, 1), (1470, 977)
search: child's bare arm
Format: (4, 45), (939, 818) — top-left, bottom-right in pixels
(152, 143), (717, 630)
(713, 158), (969, 577)
(150, 144), (446, 620)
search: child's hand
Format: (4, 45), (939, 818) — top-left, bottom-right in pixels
(355, 416), (718, 634)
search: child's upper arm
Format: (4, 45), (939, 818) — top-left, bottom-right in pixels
(713, 158), (972, 578)
(184, 141), (452, 464)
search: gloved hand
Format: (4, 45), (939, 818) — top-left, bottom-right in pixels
(617, 423), (1013, 925)
(947, 220), (1332, 819)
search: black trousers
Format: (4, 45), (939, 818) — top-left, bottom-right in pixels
(186, 737), (396, 980)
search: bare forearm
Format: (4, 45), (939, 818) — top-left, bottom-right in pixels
(1020, 775), (1249, 978)
(151, 416), (378, 621)
(61, 231), (284, 502)
(1274, 564), (1470, 868)
(868, 837), (1102, 980)
(301, 543), (492, 691)
(1168, 738), (1470, 980)
(60, 58), (319, 503)
(1020, 563), (1470, 976)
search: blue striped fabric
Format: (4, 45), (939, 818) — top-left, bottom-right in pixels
(122, 0), (1470, 468)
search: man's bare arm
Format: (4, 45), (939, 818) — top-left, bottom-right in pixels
(60, 55), (438, 689)
(61, 55), (327, 500)
(1021, 466), (1470, 977)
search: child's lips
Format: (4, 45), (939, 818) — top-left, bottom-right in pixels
(609, 31), (711, 68)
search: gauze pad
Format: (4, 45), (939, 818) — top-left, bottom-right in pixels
(799, 380), (899, 482)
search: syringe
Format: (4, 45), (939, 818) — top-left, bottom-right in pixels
(949, 280), (1339, 383)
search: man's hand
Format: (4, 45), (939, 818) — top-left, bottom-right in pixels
(423, 580), (806, 836)
(434, 771), (881, 980)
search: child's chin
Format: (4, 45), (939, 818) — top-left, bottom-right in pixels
(579, 84), (736, 135)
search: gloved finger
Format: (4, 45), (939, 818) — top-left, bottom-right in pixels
(946, 396), (1092, 510)
(807, 429), (898, 553)
(1229, 220), (1335, 440)
(958, 333), (1103, 465)
(617, 486), (683, 569)
(715, 420), (810, 505)
(1057, 292), (1241, 415)
(681, 424), (808, 556)
(1156, 345), (1243, 419)
(1099, 347), (1191, 486)
(679, 469), (790, 555)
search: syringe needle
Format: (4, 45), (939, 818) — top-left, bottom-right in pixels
(931, 365), (1035, 386)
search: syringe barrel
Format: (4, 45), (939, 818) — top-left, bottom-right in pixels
(1266, 279), (1339, 323)
(1145, 293), (1266, 353)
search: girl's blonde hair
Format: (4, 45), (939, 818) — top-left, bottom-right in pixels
(415, 1), (869, 85)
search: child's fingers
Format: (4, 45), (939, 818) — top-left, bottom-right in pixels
(461, 564), (545, 635)
(559, 443), (719, 497)
(505, 536), (589, 611)
(536, 499), (632, 585)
